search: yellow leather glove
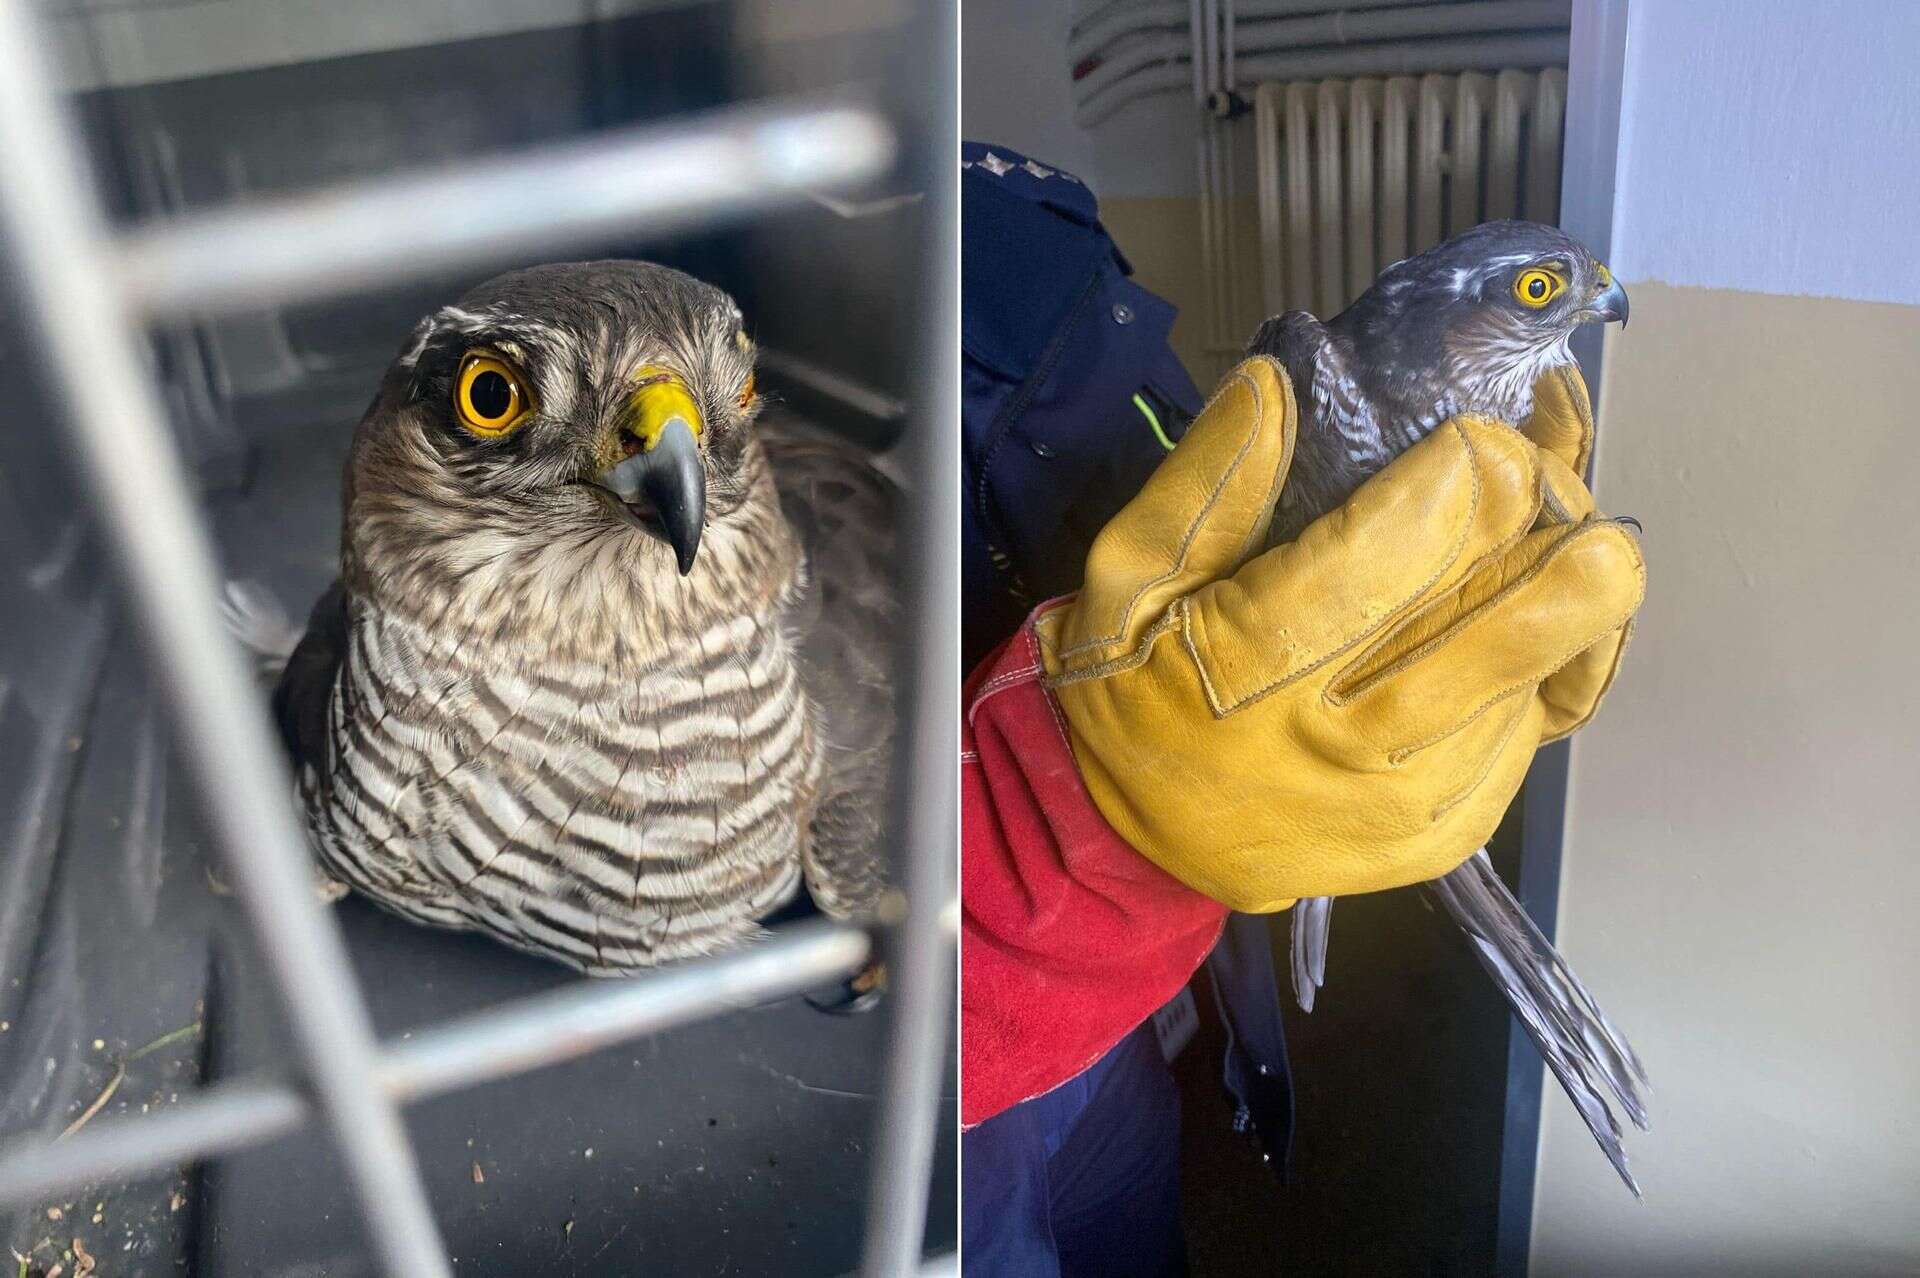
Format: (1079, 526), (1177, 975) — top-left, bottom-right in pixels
(1035, 357), (1644, 912)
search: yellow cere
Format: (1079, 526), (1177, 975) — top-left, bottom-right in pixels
(627, 365), (704, 449)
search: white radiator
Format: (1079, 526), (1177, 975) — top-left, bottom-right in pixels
(1251, 67), (1567, 322)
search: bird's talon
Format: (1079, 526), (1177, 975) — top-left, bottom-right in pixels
(805, 961), (887, 1015)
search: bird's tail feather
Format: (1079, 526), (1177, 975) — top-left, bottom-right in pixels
(1423, 849), (1651, 1196)
(1290, 895), (1333, 1012)
(219, 579), (301, 682)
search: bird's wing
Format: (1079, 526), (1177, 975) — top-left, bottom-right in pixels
(760, 409), (901, 921)
(1423, 850), (1652, 1195)
(1250, 313), (1378, 1006)
(271, 578), (350, 779)
(1289, 893), (1333, 1012)
(1246, 310), (1388, 546)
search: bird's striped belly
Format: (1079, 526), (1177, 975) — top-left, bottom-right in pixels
(302, 609), (819, 972)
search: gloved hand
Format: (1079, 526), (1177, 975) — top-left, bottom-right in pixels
(1034, 357), (1644, 912)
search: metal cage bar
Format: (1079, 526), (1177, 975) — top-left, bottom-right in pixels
(0, 920), (870, 1205)
(0, 0), (951, 1272)
(115, 101), (895, 320)
(858, 3), (958, 1271)
(0, 2), (449, 1268)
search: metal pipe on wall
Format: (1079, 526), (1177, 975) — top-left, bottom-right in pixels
(1078, 29), (1569, 125)
(1070, 0), (1440, 66)
(1074, 0), (1568, 113)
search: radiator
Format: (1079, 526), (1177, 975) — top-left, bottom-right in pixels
(1251, 67), (1567, 322)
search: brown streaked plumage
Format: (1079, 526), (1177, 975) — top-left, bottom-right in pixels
(269, 261), (898, 973)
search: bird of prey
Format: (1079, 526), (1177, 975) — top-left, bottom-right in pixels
(263, 261), (898, 977)
(1247, 220), (1649, 1191)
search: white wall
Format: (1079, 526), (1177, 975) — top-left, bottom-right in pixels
(960, 0), (1195, 197)
(1606, 0), (1920, 307)
(1533, 2), (1920, 1272)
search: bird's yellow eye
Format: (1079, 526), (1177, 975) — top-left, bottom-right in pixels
(1514, 268), (1565, 308)
(454, 351), (534, 437)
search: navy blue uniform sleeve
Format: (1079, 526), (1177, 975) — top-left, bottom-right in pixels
(960, 142), (1204, 668)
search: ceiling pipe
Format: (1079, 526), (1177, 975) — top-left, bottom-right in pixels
(1075, 29), (1569, 125)
(1070, 0), (1544, 67)
(1073, 0), (1569, 114)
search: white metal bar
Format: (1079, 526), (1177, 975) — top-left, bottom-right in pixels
(1314, 79), (1345, 316)
(1346, 78), (1382, 304)
(1254, 83), (1287, 315)
(1415, 73), (1447, 254)
(1284, 81), (1315, 315)
(1489, 69), (1532, 222)
(0, 920), (871, 1206)
(0, 1), (450, 1272)
(1379, 75), (1414, 267)
(116, 101), (895, 319)
(1191, 0), (1220, 365)
(858, 4), (958, 1266)
(385, 921), (871, 1102)
(1451, 72), (1492, 236)
(1530, 67), (1569, 223)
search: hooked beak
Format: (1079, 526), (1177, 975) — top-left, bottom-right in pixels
(1590, 269), (1630, 328)
(594, 368), (706, 575)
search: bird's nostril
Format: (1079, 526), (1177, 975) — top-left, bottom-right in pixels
(619, 432), (644, 460)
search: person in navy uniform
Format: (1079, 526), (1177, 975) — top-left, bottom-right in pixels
(960, 141), (1291, 1277)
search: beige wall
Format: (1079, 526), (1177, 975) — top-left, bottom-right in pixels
(1531, 281), (1920, 1273)
(1099, 198), (1205, 378)
(1102, 196), (1274, 393)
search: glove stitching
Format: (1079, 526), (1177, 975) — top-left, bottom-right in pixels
(1388, 683), (1527, 765)
(1055, 363), (1289, 666)
(1560, 365), (1596, 476)
(1539, 469), (1579, 526)
(1045, 608), (1181, 687)
(1194, 418), (1500, 717)
(1430, 696), (1533, 820)
(1541, 615), (1637, 744)
(1331, 518), (1596, 706)
(1388, 534), (1645, 760)
(970, 660), (1044, 712)
(1324, 421), (1546, 707)
(1026, 619), (1080, 757)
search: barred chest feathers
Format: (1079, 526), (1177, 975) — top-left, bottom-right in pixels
(300, 502), (821, 974)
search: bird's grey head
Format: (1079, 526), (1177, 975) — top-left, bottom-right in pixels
(352, 260), (762, 585)
(1335, 220), (1629, 422)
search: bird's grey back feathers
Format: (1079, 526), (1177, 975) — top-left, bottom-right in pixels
(762, 411), (901, 921)
(1248, 220), (1648, 1192)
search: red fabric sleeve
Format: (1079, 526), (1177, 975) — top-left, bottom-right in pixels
(961, 602), (1228, 1126)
